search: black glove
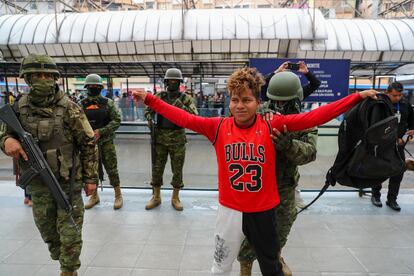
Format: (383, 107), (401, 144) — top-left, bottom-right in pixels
(274, 131), (294, 151)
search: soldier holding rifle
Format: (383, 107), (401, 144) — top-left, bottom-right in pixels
(0, 54), (98, 276)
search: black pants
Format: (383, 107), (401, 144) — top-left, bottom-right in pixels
(372, 145), (405, 201)
(243, 207), (283, 276)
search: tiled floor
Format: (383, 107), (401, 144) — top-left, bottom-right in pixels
(0, 182), (414, 276)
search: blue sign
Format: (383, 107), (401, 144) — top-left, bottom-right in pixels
(250, 58), (351, 102)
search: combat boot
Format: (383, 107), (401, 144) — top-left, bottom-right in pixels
(60, 271), (77, 276)
(239, 261), (253, 276)
(113, 186), (123, 210)
(145, 186), (161, 210)
(84, 189), (99, 209)
(279, 254), (292, 276)
(171, 188), (183, 211)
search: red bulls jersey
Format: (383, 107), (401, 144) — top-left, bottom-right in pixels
(213, 117), (279, 212)
(144, 92), (362, 213)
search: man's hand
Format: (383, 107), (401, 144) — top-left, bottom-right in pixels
(275, 62), (288, 73)
(84, 183), (96, 196)
(298, 61), (309, 74)
(270, 125), (293, 151)
(359, 90), (378, 100)
(4, 137), (28, 161)
(93, 129), (101, 142)
(406, 130), (414, 136)
(132, 90), (148, 102)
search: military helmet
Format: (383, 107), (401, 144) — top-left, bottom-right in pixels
(84, 74), (103, 88)
(267, 71), (303, 101)
(164, 68), (183, 82)
(19, 54), (60, 78)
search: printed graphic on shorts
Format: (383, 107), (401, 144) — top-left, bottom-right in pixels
(214, 234), (230, 265)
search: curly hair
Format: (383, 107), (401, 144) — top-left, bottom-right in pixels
(227, 67), (265, 99)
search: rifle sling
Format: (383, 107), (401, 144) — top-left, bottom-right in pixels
(69, 147), (77, 204)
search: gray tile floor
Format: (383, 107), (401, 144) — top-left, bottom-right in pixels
(1, 182), (414, 276)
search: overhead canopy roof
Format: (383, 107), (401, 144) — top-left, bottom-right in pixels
(0, 60), (248, 77)
(299, 18), (414, 62)
(0, 9), (327, 63)
(0, 9), (413, 77)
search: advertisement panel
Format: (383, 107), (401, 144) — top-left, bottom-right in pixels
(250, 58), (351, 102)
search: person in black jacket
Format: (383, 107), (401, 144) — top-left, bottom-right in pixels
(260, 61), (321, 104)
(371, 82), (414, 211)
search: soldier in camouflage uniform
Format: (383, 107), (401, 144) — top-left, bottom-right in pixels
(237, 71), (319, 276)
(144, 68), (198, 211)
(81, 74), (123, 210)
(0, 54), (98, 276)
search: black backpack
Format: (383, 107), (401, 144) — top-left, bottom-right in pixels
(299, 94), (405, 212)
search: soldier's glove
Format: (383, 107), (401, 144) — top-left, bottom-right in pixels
(271, 125), (294, 151)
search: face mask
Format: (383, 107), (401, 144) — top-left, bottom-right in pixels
(167, 82), (180, 92)
(29, 79), (56, 106)
(30, 79), (56, 97)
(87, 87), (102, 96)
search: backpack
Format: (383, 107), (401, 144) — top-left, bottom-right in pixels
(299, 94), (405, 212)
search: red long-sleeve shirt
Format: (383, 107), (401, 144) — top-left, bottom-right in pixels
(145, 93), (362, 212)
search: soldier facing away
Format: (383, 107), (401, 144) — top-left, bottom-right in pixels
(238, 71), (319, 276)
(81, 74), (123, 210)
(0, 54), (98, 276)
(144, 68), (198, 211)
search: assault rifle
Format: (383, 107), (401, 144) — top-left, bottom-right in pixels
(0, 104), (78, 231)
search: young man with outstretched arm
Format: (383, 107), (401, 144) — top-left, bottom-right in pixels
(133, 67), (377, 276)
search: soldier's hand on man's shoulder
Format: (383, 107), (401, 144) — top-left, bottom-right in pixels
(84, 183), (96, 196)
(4, 137), (28, 161)
(262, 111), (275, 122)
(261, 111), (280, 122)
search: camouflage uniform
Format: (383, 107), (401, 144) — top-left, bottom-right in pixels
(144, 91), (198, 188)
(81, 95), (121, 187)
(81, 73), (122, 210)
(0, 55), (97, 274)
(238, 77), (318, 265)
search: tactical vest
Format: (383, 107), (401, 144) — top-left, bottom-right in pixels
(81, 97), (110, 130)
(17, 94), (77, 181)
(156, 92), (186, 130)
